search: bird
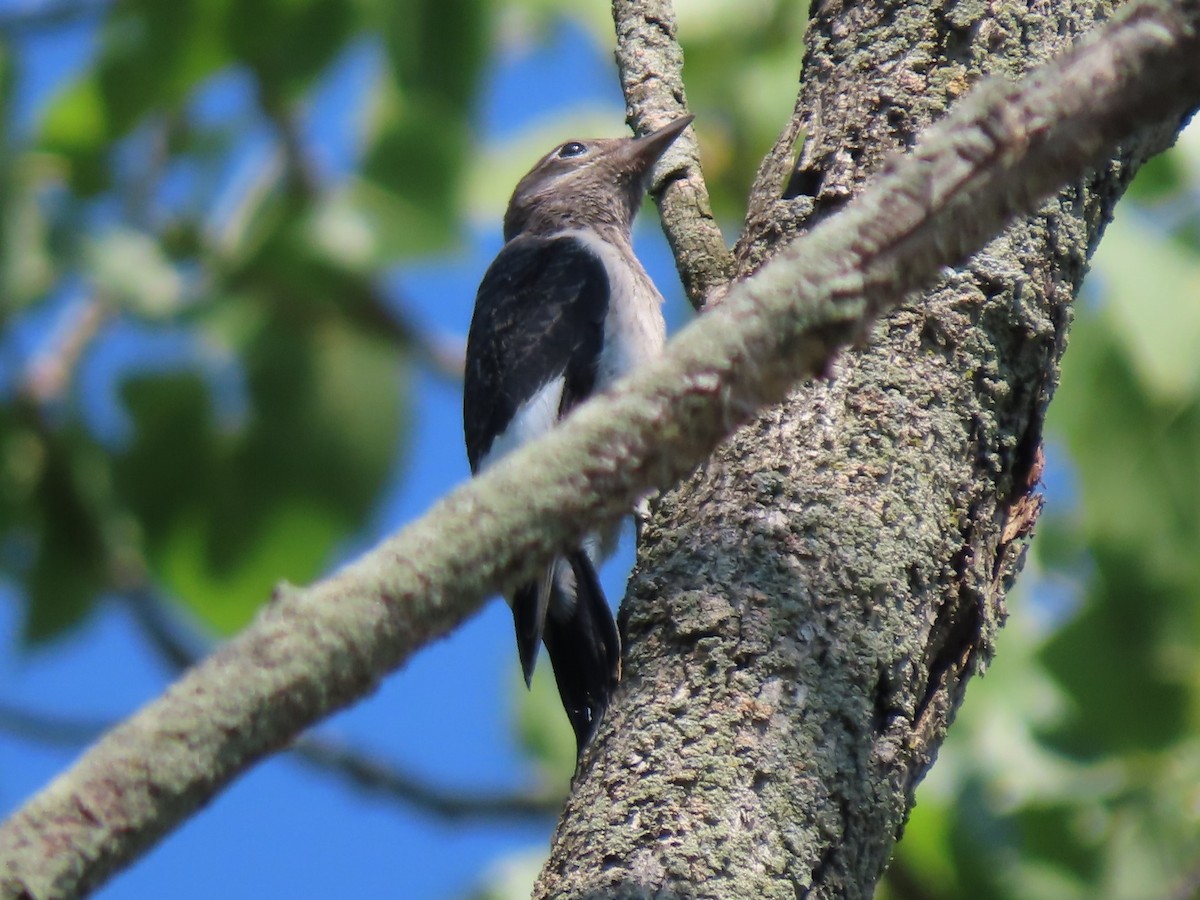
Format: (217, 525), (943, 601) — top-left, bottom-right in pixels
(463, 114), (693, 754)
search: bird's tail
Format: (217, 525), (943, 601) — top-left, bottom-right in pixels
(516, 550), (620, 755)
(513, 571), (553, 687)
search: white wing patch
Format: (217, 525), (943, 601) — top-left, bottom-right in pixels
(477, 375), (566, 472)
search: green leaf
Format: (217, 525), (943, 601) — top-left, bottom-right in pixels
(111, 371), (219, 543)
(157, 500), (343, 633)
(0, 160), (56, 313)
(225, 0), (358, 98)
(1040, 548), (1191, 756)
(356, 0), (489, 258)
(672, 0), (812, 220)
(459, 849), (545, 900)
(1014, 804), (1100, 883)
(1095, 213), (1200, 402)
(39, 76), (111, 196)
(1049, 313), (1200, 575)
(114, 316), (409, 634)
(358, 89), (465, 255)
(37, 0), (233, 196)
(220, 195), (426, 340)
(1125, 149), (1186, 203)
(889, 795), (960, 897)
(383, 0), (487, 111)
(24, 432), (113, 642)
(96, 0), (232, 135)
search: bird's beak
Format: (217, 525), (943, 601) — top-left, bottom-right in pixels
(625, 114), (695, 174)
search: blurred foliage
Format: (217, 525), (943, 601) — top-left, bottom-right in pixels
(488, 0), (809, 224)
(671, 0), (810, 217)
(0, 0), (490, 638)
(0, 1), (1197, 898)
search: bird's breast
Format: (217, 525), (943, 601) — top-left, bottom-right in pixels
(568, 230), (667, 389)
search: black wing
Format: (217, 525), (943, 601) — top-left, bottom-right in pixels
(464, 234), (610, 472)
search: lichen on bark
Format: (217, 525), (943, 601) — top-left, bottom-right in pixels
(537, 0), (1189, 897)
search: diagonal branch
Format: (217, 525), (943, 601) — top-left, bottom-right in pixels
(612, 0), (735, 309)
(1, 1), (1198, 896)
(119, 589), (551, 820)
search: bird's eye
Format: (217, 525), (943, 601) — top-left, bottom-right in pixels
(557, 141), (588, 159)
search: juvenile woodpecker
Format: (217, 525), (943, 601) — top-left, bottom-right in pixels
(463, 115), (692, 753)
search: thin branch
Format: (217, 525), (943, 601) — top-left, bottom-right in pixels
(739, 96), (809, 262)
(0, 704), (106, 749)
(739, 94), (806, 240)
(348, 280), (466, 384)
(205, 74), (465, 383)
(0, 701), (561, 823)
(120, 588), (211, 672)
(290, 737), (564, 822)
(125, 117), (172, 231)
(612, 0), (734, 309)
(1, 1), (1198, 895)
(202, 154), (465, 383)
(411, 327), (466, 384)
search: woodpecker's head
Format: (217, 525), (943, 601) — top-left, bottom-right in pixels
(502, 115), (694, 242)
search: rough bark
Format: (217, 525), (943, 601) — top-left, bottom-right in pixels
(537, 1), (1195, 897)
(613, 0), (734, 309)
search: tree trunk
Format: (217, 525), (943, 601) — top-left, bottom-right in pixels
(537, 1), (1186, 896)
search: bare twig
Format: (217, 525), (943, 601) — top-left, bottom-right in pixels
(612, 0), (734, 309)
(120, 588), (211, 672)
(742, 93), (810, 228)
(348, 280), (467, 384)
(0, 701), (561, 823)
(739, 98), (809, 261)
(126, 118), (172, 230)
(290, 737), (564, 822)
(202, 140), (464, 383)
(412, 328), (466, 383)
(0, 704), (106, 749)
(1, 1), (1198, 895)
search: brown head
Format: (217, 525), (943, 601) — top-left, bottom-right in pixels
(502, 115), (694, 242)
